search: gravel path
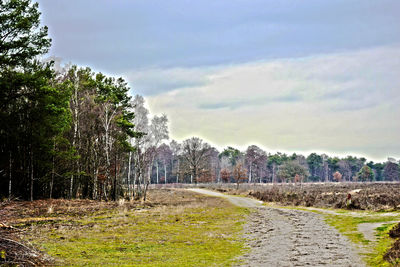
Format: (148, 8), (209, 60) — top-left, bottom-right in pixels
(188, 189), (364, 267)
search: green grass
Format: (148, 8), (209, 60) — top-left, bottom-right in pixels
(27, 198), (248, 266)
(320, 212), (399, 266)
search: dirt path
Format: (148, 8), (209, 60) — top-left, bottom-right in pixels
(188, 189), (364, 267)
(187, 188), (263, 208)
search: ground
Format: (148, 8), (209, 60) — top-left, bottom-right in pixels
(0, 189), (248, 266)
(191, 188), (364, 266)
(1, 186), (399, 266)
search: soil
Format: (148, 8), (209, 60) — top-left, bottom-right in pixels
(190, 189), (364, 267)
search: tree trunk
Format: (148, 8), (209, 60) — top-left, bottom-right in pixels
(50, 140), (55, 199)
(272, 163), (276, 183)
(8, 151), (12, 201)
(143, 160), (153, 202)
(176, 158), (179, 183)
(164, 160), (167, 184)
(30, 149), (34, 201)
(127, 151), (132, 200)
(93, 168), (98, 200)
(156, 161), (159, 184)
(113, 154), (117, 201)
(324, 163), (329, 182)
(249, 164), (252, 183)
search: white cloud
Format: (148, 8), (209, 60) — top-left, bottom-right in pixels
(144, 45), (400, 161)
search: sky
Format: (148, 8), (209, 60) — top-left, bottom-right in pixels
(37, 0), (400, 162)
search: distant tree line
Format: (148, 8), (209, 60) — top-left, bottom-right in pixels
(1, 0), (399, 201)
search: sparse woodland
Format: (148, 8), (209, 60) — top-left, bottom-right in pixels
(1, 0), (400, 202)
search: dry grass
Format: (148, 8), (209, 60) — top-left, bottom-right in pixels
(203, 182), (400, 211)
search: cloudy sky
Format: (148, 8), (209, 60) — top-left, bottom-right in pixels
(37, 0), (400, 162)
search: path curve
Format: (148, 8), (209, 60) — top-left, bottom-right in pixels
(188, 188), (364, 267)
(187, 188), (263, 208)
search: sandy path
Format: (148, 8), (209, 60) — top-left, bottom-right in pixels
(187, 188), (263, 208)
(188, 188), (364, 267)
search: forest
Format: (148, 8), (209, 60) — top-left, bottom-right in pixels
(1, 0), (399, 202)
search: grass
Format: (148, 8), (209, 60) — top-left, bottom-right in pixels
(324, 213), (399, 266)
(14, 190), (249, 266)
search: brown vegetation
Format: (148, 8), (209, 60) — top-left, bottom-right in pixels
(205, 182), (400, 211)
(384, 222), (400, 264)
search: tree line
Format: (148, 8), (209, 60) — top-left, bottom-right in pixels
(1, 0), (399, 201)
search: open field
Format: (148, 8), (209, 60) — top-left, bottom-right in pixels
(0, 189), (248, 266)
(2, 185), (400, 266)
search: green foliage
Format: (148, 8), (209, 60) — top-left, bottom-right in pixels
(306, 153), (323, 180)
(0, 0), (139, 200)
(357, 165), (375, 182)
(0, 0), (51, 69)
(277, 161), (309, 182)
(219, 146), (242, 166)
(268, 154), (284, 166)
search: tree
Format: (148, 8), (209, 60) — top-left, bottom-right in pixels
(306, 153), (323, 181)
(147, 114), (169, 186)
(232, 164), (247, 189)
(333, 171), (342, 182)
(278, 161), (309, 183)
(157, 144), (172, 184)
(0, 0), (56, 201)
(129, 96), (168, 200)
(219, 147), (241, 166)
(0, 0), (51, 69)
(245, 145), (267, 183)
(356, 165), (374, 182)
(383, 161), (399, 181)
(220, 168), (231, 183)
(170, 140), (182, 183)
(338, 160), (352, 182)
(267, 152), (288, 183)
(345, 156), (366, 180)
(182, 137), (210, 184)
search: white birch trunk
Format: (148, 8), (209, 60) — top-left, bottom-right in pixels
(164, 160), (167, 184)
(127, 151), (132, 199)
(156, 161), (159, 184)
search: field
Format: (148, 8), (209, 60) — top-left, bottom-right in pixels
(2, 183), (400, 266)
(0, 189), (248, 266)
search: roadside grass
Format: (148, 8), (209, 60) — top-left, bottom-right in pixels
(324, 213), (399, 266)
(15, 190), (248, 266)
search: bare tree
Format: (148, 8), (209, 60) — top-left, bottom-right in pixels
(233, 163), (247, 189)
(182, 137), (210, 184)
(170, 140), (182, 183)
(245, 145), (267, 183)
(157, 144), (172, 184)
